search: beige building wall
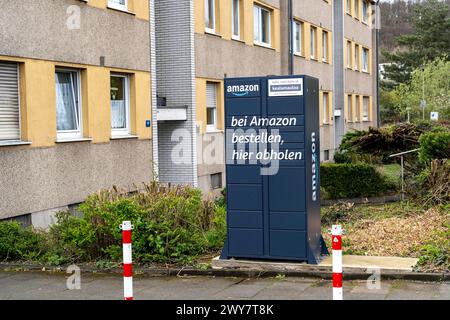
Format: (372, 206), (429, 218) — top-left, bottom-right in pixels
(0, 0), (153, 221)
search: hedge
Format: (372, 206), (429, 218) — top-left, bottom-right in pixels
(320, 163), (395, 199)
(419, 132), (450, 162)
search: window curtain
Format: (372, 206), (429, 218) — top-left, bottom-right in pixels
(55, 72), (78, 131)
(111, 100), (126, 129)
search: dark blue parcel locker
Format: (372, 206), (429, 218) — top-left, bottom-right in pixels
(221, 75), (325, 264)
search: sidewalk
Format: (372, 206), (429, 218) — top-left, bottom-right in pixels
(0, 271), (448, 300)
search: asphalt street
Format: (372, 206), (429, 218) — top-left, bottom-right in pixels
(0, 271), (448, 300)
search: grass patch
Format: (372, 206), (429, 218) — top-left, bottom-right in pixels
(377, 164), (401, 188)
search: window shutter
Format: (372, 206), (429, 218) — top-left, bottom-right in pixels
(206, 83), (217, 109)
(0, 62), (20, 141)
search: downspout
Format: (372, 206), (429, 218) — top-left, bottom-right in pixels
(288, 0), (293, 75)
(150, 0), (159, 179)
(375, 0), (381, 127)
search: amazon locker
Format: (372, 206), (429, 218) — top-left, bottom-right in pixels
(221, 75), (325, 264)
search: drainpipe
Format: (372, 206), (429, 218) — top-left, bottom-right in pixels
(288, 0), (293, 75)
(375, 0), (381, 127)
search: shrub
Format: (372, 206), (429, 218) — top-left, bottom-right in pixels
(417, 220), (450, 272)
(333, 151), (352, 164)
(47, 183), (226, 265)
(408, 160), (450, 205)
(320, 163), (396, 199)
(418, 132), (450, 162)
(0, 221), (45, 261)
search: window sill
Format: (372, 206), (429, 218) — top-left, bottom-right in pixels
(231, 37), (246, 44)
(0, 141), (32, 147)
(107, 5), (136, 16)
(205, 30), (222, 38)
(56, 138), (93, 144)
(254, 42), (274, 50)
(294, 52), (305, 58)
(111, 135), (139, 140)
(205, 129), (223, 134)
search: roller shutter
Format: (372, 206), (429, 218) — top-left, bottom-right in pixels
(0, 62), (20, 141)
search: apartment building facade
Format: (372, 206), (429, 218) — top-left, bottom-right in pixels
(154, 0), (378, 192)
(0, 0), (377, 223)
(0, 0), (153, 225)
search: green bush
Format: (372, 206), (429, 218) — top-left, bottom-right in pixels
(320, 163), (396, 199)
(417, 221), (450, 272)
(333, 151), (352, 164)
(0, 221), (45, 261)
(419, 132), (450, 162)
(47, 183), (226, 265)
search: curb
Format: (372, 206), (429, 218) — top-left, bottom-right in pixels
(0, 263), (448, 282)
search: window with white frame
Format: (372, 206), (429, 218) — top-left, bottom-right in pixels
(355, 95), (360, 121)
(110, 74), (130, 136)
(354, 0), (360, 19)
(206, 82), (217, 132)
(205, 0), (216, 33)
(362, 0), (369, 23)
(347, 41), (352, 68)
(322, 30), (328, 62)
(362, 48), (369, 72)
(0, 61), (20, 142)
(108, 0), (128, 11)
(293, 21), (303, 55)
(310, 26), (317, 59)
(55, 69), (82, 139)
(232, 0), (241, 39)
(346, 0), (351, 15)
(354, 44), (360, 70)
(347, 94), (353, 122)
(323, 92), (330, 124)
(254, 5), (271, 47)
(363, 96), (370, 121)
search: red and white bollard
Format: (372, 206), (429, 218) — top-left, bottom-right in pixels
(332, 225), (343, 300)
(121, 221), (133, 301)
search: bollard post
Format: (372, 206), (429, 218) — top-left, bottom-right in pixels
(332, 225), (343, 300)
(121, 221), (133, 301)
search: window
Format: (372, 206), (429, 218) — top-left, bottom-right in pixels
(254, 5), (271, 47)
(206, 82), (217, 132)
(354, 0), (360, 19)
(232, 0), (241, 40)
(0, 62), (20, 142)
(347, 95), (353, 122)
(363, 96), (370, 121)
(354, 44), (360, 70)
(108, 0), (128, 11)
(322, 31), (328, 62)
(205, 0), (216, 33)
(211, 172), (223, 189)
(346, 41), (352, 68)
(346, 0), (351, 15)
(362, 48), (369, 72)
(323, 150), (330, 162)
(355, 95), (360, 122)
(322, 92), (330, 124)
(310, 26), (317, 59)
(55, 69), (82, 139)
(110, 74), (130, 136)
(293, 21), (303, 55)
(362, 0), (369, 23)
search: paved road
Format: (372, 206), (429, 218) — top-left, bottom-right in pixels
(0, 271), (448, 300)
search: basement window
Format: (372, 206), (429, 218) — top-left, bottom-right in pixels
(211, 173), (223, 189)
